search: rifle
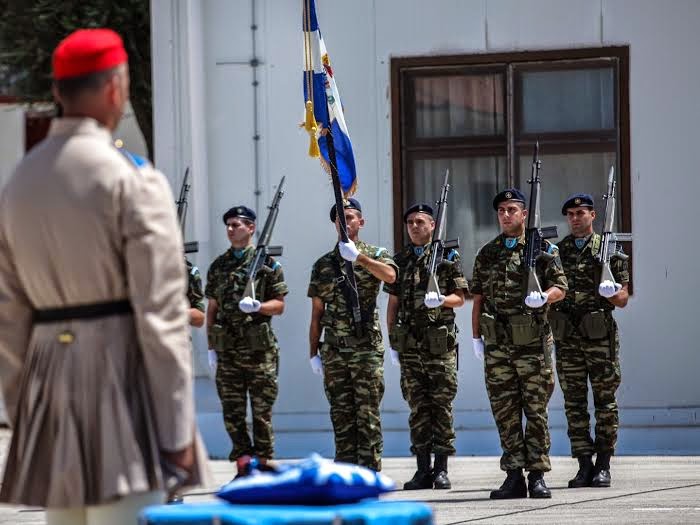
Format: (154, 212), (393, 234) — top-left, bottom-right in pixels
(426, 170), (460, 299)
(242, 176), (286, 302)
(596, 166), (632, 287)
(176, 167), (199, 254)
(524, 142), (559, 297)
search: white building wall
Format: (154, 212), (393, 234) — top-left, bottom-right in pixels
(152, 0), (700, 458)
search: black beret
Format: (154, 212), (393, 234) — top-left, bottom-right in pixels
(329, 198), (362, 223)
(222, 205), (256, 224)
(403, 203), (434, 223)
(492, 188), (526, 210)
(561, 193), (594, 215)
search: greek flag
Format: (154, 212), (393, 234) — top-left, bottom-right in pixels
(302, 0), (357, 196)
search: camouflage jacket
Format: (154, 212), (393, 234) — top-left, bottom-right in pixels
(307, 240), (397, 337)
(186, 258), (205, 312)
(471, 232), (568, 317)
(384, 243), (469, 328)
(554, 233), (629, 316)
(205, 246), (288, 332)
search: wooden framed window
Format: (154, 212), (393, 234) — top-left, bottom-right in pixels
(391, 47), (631, 280)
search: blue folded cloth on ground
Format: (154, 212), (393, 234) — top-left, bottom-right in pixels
(217, 453), (396, 505)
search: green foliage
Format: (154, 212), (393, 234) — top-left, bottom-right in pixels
(0, 0), (153, 157)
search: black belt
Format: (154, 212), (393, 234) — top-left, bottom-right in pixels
(34, 300), (133, 323)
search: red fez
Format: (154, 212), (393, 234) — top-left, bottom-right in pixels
(52, 28), (128, 80)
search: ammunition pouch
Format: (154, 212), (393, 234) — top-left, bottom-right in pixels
(479, 312), (498, 345)
(578, 311), (610, 340)
(509, 314), (541, 347)
(245, 322), (277, 351)
(389, 324), (409, 353)
(207, 324), (225, 350)
(548, 310), (574, 342)
(425, 325), (456, 355)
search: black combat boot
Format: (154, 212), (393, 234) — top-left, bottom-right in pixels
(403, 452), (433, 490)
(591, 452), (612, 487)
(432, 454), (451, 490)
(568, 455), (594, 488)
(489, 469), (527, 499)
(527, 470), (552, 498)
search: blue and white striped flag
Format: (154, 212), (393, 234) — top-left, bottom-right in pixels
(302, 0), (357, 196)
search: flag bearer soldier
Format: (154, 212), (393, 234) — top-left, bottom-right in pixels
(308, 198), (397, 471)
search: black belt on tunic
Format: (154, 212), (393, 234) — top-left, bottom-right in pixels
(33, 300), (133, 323)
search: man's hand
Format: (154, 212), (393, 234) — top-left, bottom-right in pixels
(239, 296), (261, 313)
(525, 291), (548, 309)
(161, 444), (195, 478)
(472, 337), (485, 361)
(389, 348), (400, 366)
(424, 291), (446, 309)
(598, 280), (622, 298)
(338, 240), (360, 262)
(208, 350), (217, 375)
(309, 355), (323, 375)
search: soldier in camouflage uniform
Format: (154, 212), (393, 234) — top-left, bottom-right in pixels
(385, 203), (469, 490)
(205, 205), (288, 469)
(471, 189), (568, 499)
(308, 198), (397, 472)
(186, 258), (205, 327)
(551, 194), (629, 489)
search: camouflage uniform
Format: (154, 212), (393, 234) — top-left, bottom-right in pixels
(551, 233), (628, 458)
(471, 233), (568, 472)
(205, 246), (288, 460)
(186, 258), (205, 312)
(384, 244), (469, 456)
(308, 241), (397, 471)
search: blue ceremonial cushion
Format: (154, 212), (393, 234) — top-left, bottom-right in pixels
(217, 454), (395, 505)
(139, 500), (432, 525)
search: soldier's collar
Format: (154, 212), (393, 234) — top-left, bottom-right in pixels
(502, 232), (525, 249)
(411, 242), (430, 257)
(230, 245), (252, 259)
(574, 234), (592, 250)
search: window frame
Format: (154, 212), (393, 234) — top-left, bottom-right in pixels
(391, 46), (631, 281)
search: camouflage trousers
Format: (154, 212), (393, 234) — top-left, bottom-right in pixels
(320, 341), (385, 471)
(484, 333), (555, 472)
(215, 342), (279, 461)
(399, 342), (457, 456)
(555, 328), (621, 457)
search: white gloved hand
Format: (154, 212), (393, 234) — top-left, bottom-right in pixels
(208, 350), (218, 375)
(423, 291), (446, 309)
(389, 348), (400, 366)
(598, 280), (622, 298)
(238, 296), (262, 313)
(310, 355), (323, 375)
(525, 291), (549, 309)
(472, 338), (485, 361)
(338, 240), (360, 262)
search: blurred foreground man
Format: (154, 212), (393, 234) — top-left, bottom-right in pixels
(0, 28), (210, 524)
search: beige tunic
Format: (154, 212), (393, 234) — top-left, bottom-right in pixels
(0, 118), (211, 507)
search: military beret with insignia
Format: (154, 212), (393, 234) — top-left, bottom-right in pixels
(403, 203), (434, 223)
(329, 198), (362, 223)
(561, 193), (594, 215)
(492, 188), (526, 210)
(222, 205), (256, 224)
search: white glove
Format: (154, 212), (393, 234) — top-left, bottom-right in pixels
(598, 280), (622, 298)
(423, 291), (446, 309)
(338, 240), (360, 262)
(239, 296), (261, 313)
(389, 348), (400, 366)
(525, 291), (549, 309)
(472, 338), (485, 361)
(309, 355), (323, 375)
(208, 350), (218, 375)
